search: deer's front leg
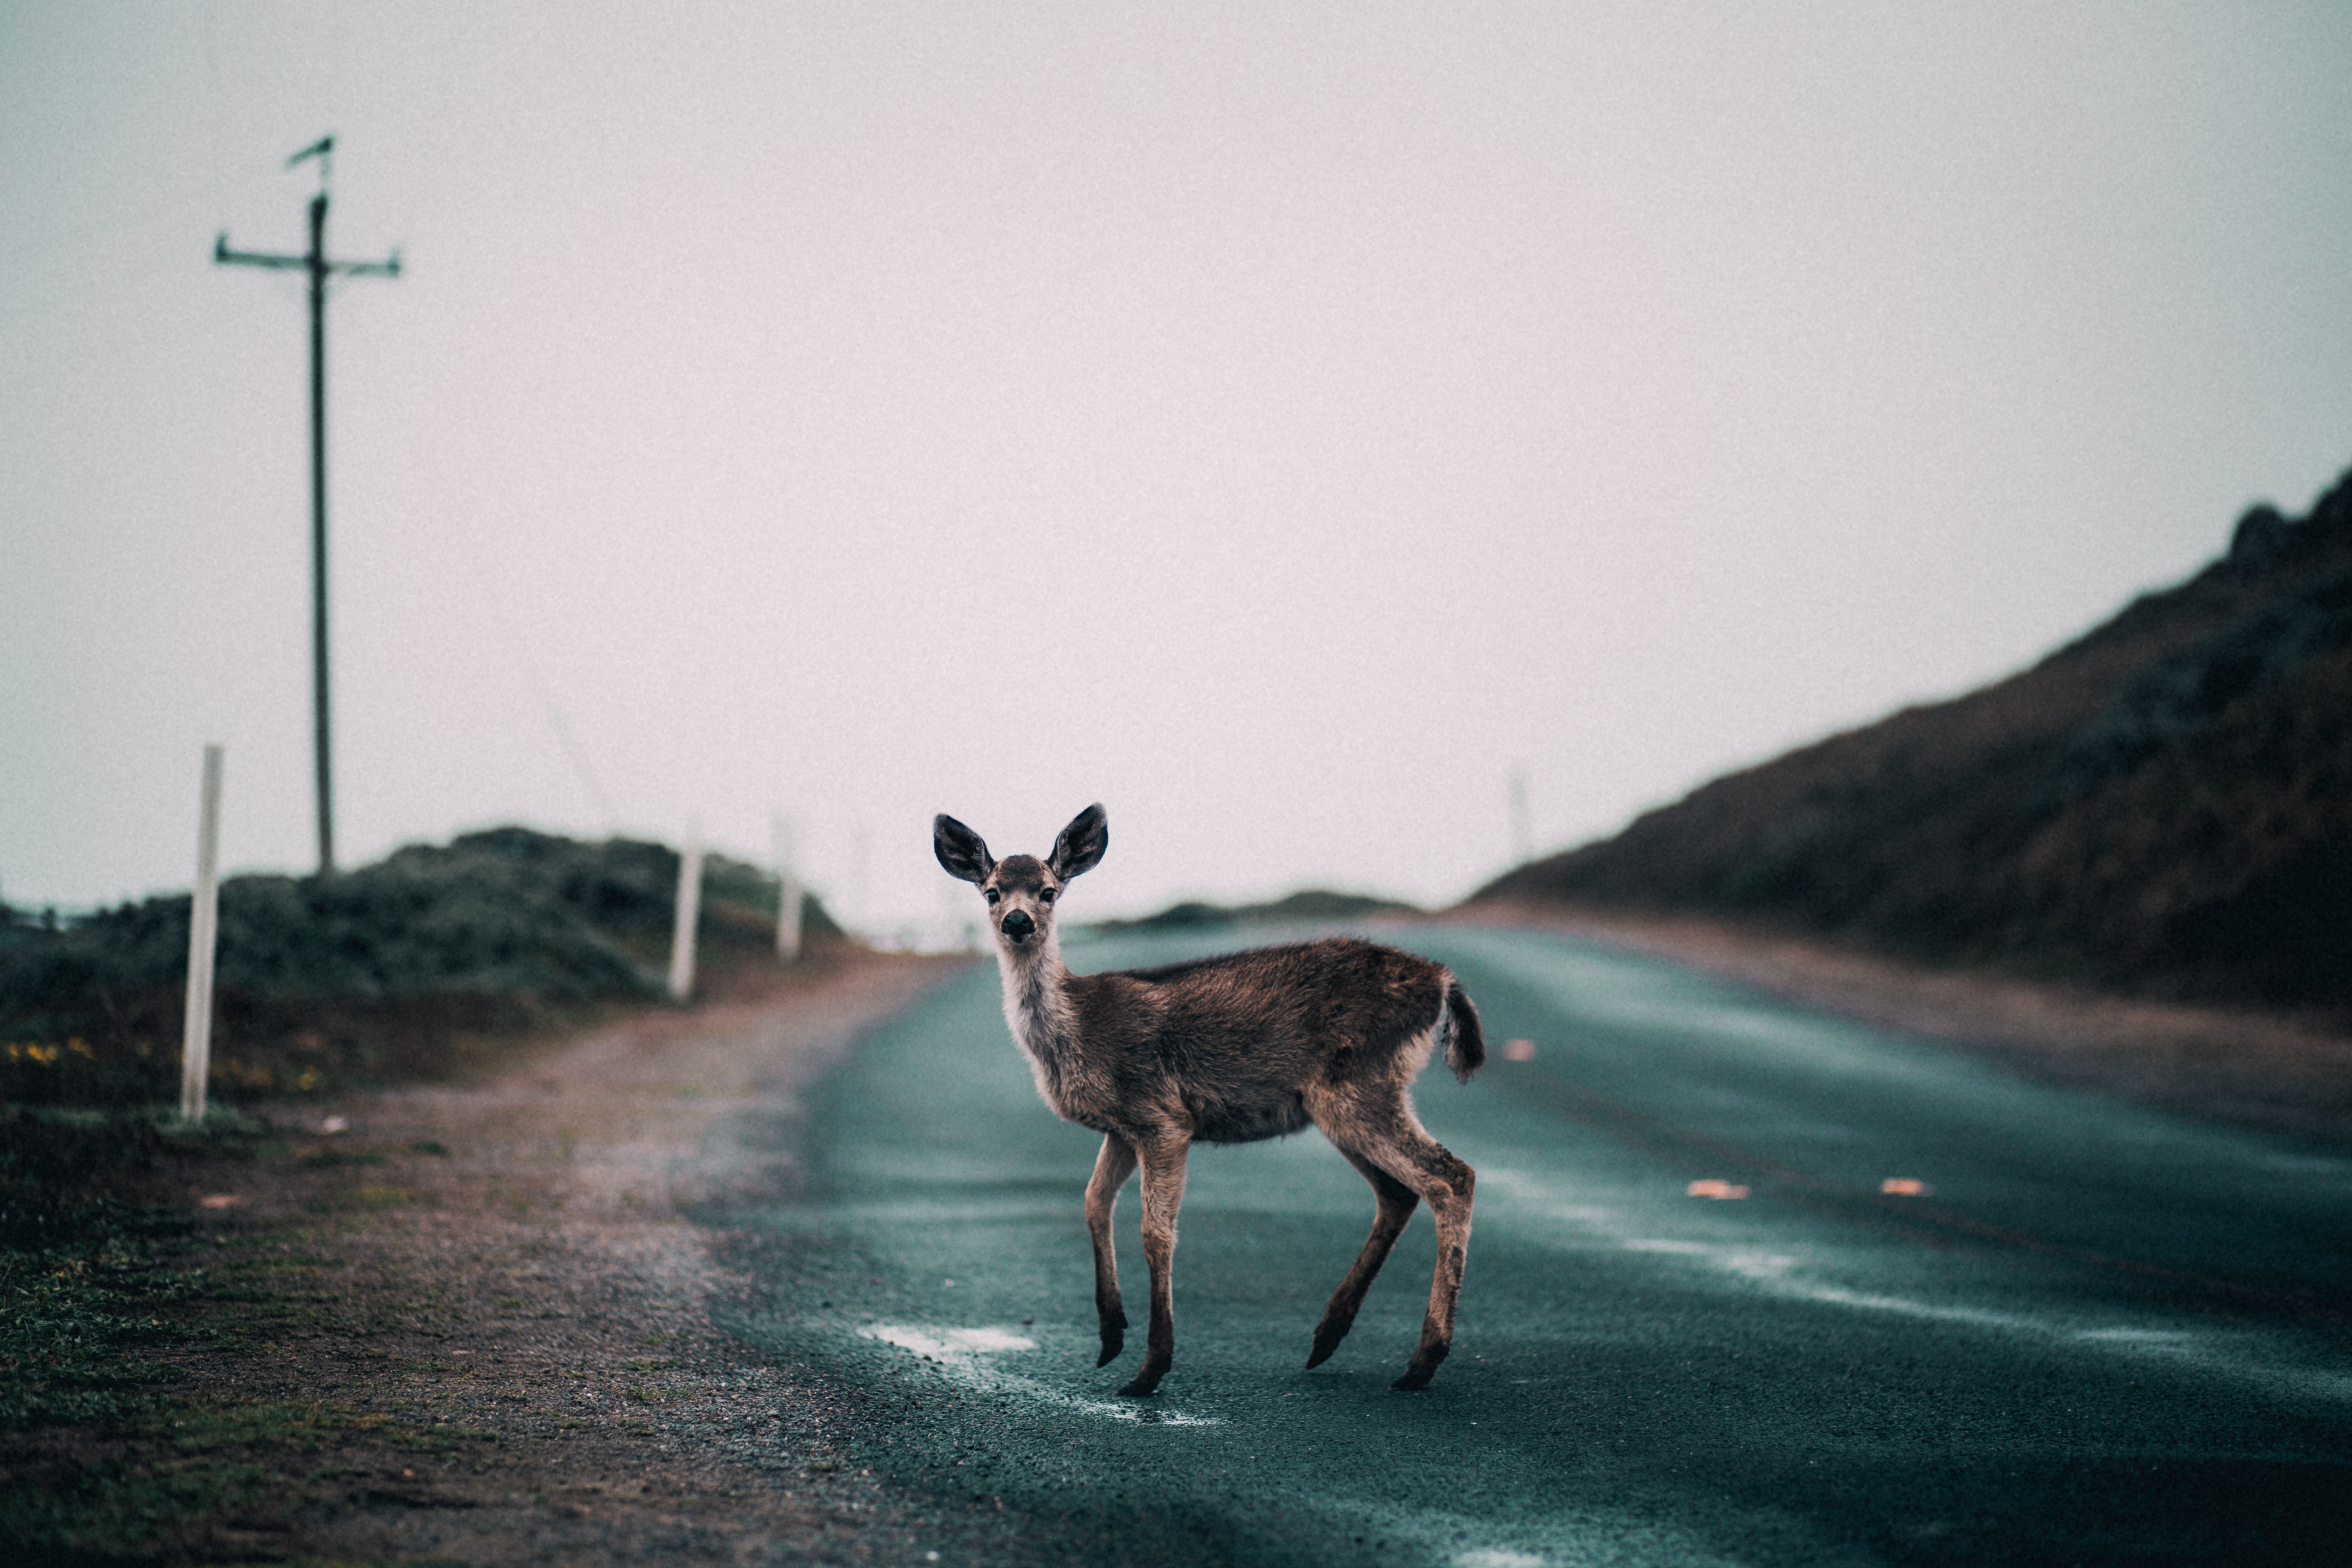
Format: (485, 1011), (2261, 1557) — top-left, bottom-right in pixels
(1084, 1133), (1138, 1367)
(1119, 1132), (1191, 1396)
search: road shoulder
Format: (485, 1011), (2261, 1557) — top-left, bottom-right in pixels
(3, 950), (968, 1565)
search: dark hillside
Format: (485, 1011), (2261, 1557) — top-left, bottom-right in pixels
(1090, 889), (1419, 932)
(1476, 467), (2352, 1014)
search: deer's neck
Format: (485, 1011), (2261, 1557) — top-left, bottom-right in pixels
(998, 939), (1081, 1109)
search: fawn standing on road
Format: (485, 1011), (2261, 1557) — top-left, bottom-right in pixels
(933, 804), (1485, 1394)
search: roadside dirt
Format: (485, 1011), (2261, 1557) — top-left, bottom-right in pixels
(9, 949), (990, 1566)
(1448, 901), (2352, 1146)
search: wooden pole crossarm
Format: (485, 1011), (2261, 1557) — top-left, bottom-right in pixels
(215, 235), (401, 276)
(214, 234), (306, 270)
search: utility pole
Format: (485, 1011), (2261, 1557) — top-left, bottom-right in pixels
(215, 136), (400, 875)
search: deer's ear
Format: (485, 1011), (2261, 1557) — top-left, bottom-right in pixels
(1049, 803), (1109, 880)
(934, 815), (995, 884)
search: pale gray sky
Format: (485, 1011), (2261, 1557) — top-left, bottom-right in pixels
(5, 2), (2349, 932)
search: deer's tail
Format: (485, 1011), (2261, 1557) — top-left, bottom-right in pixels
(1440, 976), (1486, 1083)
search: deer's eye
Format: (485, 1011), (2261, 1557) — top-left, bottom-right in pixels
(983, 888), (1001, 904)
(1039, 888), (1057, 903)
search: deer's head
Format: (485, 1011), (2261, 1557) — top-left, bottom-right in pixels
(934, 804), (1107, 954)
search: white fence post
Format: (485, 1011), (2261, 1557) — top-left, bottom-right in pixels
(667, 818), (704, 1002)
(180, 744), (224, 1124)
(771, 812), (801, 962)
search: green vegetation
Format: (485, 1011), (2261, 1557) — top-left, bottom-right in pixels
(0, 1106), (240, 1555)
(0, 1449), (278, 1561)
(1481, 465), (2352, 1016)
(0, 825), (842, 1107)
(0, 1107), (522, 1558)
(0, 1118), (193, 1428)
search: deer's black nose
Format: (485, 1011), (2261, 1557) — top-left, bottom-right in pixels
(1002, 909), (1035, 940)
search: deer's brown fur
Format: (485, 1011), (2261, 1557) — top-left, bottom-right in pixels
(934, 804), (1484, 1393)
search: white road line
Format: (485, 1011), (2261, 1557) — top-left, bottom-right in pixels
(855, 1322), (1220, 1427)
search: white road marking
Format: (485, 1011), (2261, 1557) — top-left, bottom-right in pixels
(861, 1324), (1035, 1357)
(855, 1323), (1219, 1427)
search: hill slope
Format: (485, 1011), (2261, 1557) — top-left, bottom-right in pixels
(1088, 889), (1419, 933)
(0, 827), (841, 1103)
(1476, 468), (2352, 1015)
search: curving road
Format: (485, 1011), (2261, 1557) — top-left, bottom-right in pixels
(715, 925), (2352, 1566)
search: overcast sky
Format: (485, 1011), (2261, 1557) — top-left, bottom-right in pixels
(5, 1), (2349, 934)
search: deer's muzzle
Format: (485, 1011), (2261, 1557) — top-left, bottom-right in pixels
(1002, 909), (1035, 941)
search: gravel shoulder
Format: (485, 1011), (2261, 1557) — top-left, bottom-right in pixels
(1446, 901), (2352, 1146)
(4, 949), (973, 1565)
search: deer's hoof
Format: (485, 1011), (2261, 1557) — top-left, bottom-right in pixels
(1392, 1341), (1447, 1390)
(1304, 1320), (1350, 1369)
(1118, 1353), (1170, 1396)
(1095, 1333), (1124, 1368)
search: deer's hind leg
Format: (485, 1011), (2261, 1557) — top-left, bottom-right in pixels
(1305, 1151), (1420, 1369)
(1313, 1088), (1474, 1391)
(1085, 1133), (1138, 1368)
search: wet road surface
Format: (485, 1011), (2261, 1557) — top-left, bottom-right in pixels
(714, 925), (2352, 1566)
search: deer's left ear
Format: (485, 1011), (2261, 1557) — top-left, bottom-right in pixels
(1049, 803), (1109, 880)
(934, 814), (995, 884)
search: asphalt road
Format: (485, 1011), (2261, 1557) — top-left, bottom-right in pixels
(717, 925), (2352, 1567)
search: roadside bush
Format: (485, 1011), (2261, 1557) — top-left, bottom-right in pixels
(0, 827), (843, 1106)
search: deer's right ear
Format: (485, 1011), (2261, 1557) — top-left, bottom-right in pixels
(934, 815), (995, 884)
(1049, 803), (1109, 880)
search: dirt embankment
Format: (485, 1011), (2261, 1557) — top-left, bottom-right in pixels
(1449, 901), (2352, 1147)
(3, 950), (977, 1566)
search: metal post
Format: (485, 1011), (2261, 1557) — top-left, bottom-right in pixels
(181, 745), (225, 1124)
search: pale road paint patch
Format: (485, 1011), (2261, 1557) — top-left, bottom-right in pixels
(1329, 1491), (1779, 1568)
(860, 1324), (1035, 1358)
(852, 1324), (1763, 1558)
(1624, 1239), (1801, 1282)
(855, 1323), (1220, 1427)
(1480, 1167), (2352, 1407)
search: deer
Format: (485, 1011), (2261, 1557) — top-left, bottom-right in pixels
(932, 803), (1484, 1395)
